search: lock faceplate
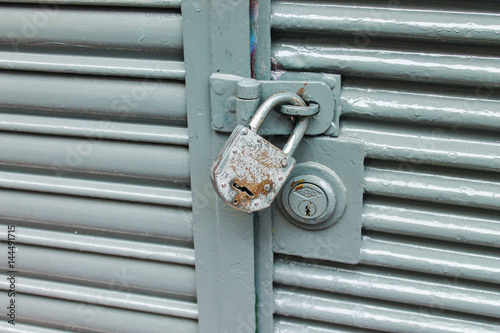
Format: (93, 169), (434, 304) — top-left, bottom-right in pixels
(211, 125), (295, 212)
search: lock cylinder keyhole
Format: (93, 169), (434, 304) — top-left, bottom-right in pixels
(305, 204), (311, 217)
(232, 182), (255, 198)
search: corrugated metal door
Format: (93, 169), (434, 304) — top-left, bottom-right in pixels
(0, 1), (199, 332)
(262, 1), (500, 332)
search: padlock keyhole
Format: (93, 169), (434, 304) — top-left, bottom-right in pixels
(232, 182), (255, 198)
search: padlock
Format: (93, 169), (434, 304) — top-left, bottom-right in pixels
(211, 92), (310, 212)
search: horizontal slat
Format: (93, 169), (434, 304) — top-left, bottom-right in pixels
(363, 197), (500, 248)
(343, 120), (500, 172)
(0, 243), (196, 298)
(0, 322), (73, 333)
(0, 6), (182, 56)
(274, 287), (500, 333)
(0, 226), (195, 265)
(360, 233), (500, 285)
(0, 292), (198, 333)
(0, 0), (181, 8)
(0, 189), (192, 240)
(0, 52), (185, 79)
(275, 317), (380, 333)
(0, 170), (192, 206)
(275, 257), (500, 319)
(0, 71), (186, 122)
(341, 81), (500, 132)
(0, 132), (190, 181)
(0, 113), (189, 145)
(0, 275), (198, 319)
(272, 38), (500, 87)
(272, 2), (500, 45)
(364, 162), (500, 212)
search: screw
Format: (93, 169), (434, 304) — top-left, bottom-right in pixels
(257, 137), (262, 143)
(212, 114), (225, 129)
(211, 80), (225, 95)
(221, 183), (227, 188)
(243, 129), (248, 135)
(264, 184), (271, 191)
(282, 161), (288, 168)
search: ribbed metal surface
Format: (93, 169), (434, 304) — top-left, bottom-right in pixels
(0, 1), (195, 331)
(272, 1), (500, 331)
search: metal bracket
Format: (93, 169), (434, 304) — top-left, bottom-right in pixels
(210, 72), (341, 136)
(272, 137), (365, 264)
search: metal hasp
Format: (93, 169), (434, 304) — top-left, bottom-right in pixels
(210, 72), (341, 136)
(211, 93), (311, 213)
(273, 139), (365, 264)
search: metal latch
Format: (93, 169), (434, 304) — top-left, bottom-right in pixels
(211, 92), (312, 213)
(210, 72), (341, 136)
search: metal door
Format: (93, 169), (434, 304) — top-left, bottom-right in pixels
(0, 1), (198, 332)
(1, 0), (500, 332)
(188, 0), (500, 332)
(251, 1), (500, 332)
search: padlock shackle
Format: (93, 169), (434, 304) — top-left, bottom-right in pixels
(283, 116), (309, 156)
(248, 91), (310, 157)
(248, 92), (306, 132)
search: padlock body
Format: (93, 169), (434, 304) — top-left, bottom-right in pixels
(211, 125), (296, 212)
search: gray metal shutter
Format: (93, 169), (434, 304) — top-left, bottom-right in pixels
(270, 1), (500, 332)
(0, 1), (197, 332)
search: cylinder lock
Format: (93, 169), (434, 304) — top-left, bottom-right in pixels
(278, 162), (346, 230)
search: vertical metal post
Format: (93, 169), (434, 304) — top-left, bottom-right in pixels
(250, 0), (276, 331)
(182, 0), (256, 332)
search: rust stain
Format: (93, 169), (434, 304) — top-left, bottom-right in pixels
(290, 179), (305, 187)
(232, 176), (274, 210)
(296, 83), (308, 96)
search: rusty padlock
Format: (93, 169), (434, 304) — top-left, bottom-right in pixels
(211, 92), (310, 212)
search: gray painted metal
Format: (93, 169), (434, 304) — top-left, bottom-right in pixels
(0, 132), (190, 181)
(272, 37), (500, 87)
(0, 52), (185, 78)
(0, 293), (198, 333)
(0, 226), (195, 265)
(275, 257), (500, 319)
(0, 322), (76, 333)
(274, 318), (381, 333)
(0, 6), (183, 56)
(0, 274), (198, 318)
(0, 71), (187, 121)
(0, 189), (193, 240)
(182, 0), (257, 331)
(272, 2), (500, 45)
(272, 138), (364, 263)
(0, 243), (196, 298)
(0, 0), (181, 7)
(259, 0), (500, 331)
(274, 287), (500, 333)
(0, 2), (196, 331)
(210, 73), (335, 135)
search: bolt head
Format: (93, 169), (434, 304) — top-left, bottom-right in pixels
(254, 202), (259, 206)
(211, 80), (225, 95)
(221, 183), (227, 188)
(233, 149), (238, 154)
(264, 184), (271, 191)
(257, 137), (262, 143)
(282, 161), (288, 168)
(243, 129), (249, 135)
